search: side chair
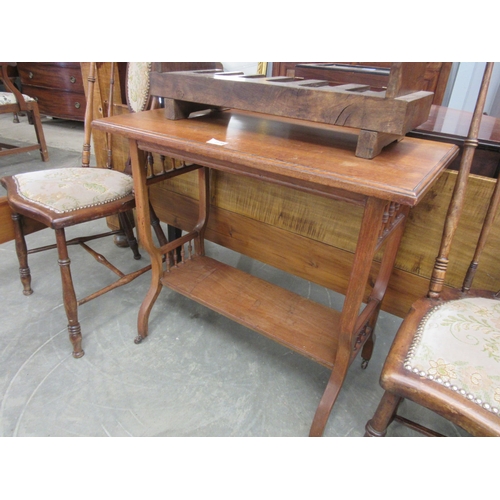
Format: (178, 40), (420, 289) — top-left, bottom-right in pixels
(365, 62), (500, 437)
(0, 62), (169, 359)
(0, 63), (49, 162)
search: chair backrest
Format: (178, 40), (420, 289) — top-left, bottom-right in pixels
(428, 62), (496, 299)
(122, 62), (222, 179)
(461, 154), (500, 294)
(125, 62), (222, 115)
(0, 63), (28, 111)
(82, 62), (97, 168)
(104, 62), (116, 169)
(82, 62), (121, 170)
(125, 62), (154, 113)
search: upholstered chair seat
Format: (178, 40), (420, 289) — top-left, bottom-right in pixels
(11, 167), (134, 215)
(0, 91), (36, 105)
(404, 296), (500, 418)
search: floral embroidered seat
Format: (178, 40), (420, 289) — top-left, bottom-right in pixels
(365, 62), (500, 437)
(405, 296), (500, 418)
(0, 91), (36, 105)
(12, 167), (133, 214)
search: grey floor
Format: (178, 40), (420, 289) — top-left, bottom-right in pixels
(0, 112), (470, 438)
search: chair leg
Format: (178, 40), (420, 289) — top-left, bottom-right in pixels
(361, 329), (376, 369)
(27, 107), (49, 162)
(361, 308), (381, 369)
(167, 222), (182, 263)
(11, 213), (33, 296)
(117, 211), (141, 260)
(150, 203), (168, 247)
(167, 224), (182, 245)
(55, 228), (84, 358)
(364, 391), (402, 437)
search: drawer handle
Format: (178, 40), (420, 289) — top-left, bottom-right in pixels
(70, 76), (76, 84)
(74, 102), (81, 109)
(28, 72), (34, 79)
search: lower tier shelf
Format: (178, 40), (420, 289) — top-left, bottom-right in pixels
(160, 255), (341, 368)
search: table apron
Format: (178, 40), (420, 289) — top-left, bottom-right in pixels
(137, 139), (369, 207)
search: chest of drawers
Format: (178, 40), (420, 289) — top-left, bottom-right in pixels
(17, 62), (86, 121)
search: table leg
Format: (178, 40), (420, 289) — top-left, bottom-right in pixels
(135, 265), (163, 343)
(129, 142), (211, 342)
(128, 140), (165, 342)
(309, 197), (393, 436)
(360, 205), (409, 367)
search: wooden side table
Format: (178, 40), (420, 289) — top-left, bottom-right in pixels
(93, 108), (458, 436)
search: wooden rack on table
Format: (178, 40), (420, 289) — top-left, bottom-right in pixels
(149, 62), (434, 159)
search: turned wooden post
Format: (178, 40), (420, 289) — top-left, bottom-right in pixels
(82, 62), (96, 168)
(428, 62), (494, 298)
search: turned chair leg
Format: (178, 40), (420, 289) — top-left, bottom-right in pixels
(361, 310), (380, 369)
(11, 213), (33, 296)
(55, 228), (84, 358)
(117, 211), (141, 260)
(150, 203), (168, 247)
(364, 391), (402, 437)
(361, 330), (376, 370)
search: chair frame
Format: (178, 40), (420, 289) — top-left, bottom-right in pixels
(0, 62), (163, 358)
(0, 63), (49, 162)
(365, 62), (500, 437)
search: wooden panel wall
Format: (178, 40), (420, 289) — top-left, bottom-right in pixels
(0, 197), (14, 243)
(148, 168), (500, 318)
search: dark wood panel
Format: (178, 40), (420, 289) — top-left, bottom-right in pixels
(17, 62), (86, 121)
(0, 196), (46, 244)
(409, 105), (500, 178)
(21, 84), (86, 120)
(17, 62), (84, 92)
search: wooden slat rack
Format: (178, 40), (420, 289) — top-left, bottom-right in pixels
(149, 63), (434, 159)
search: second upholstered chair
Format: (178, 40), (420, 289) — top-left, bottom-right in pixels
(365, 63), (500, 437)
(0, 63), (49, 162)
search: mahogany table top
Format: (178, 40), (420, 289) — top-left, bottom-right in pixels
(416, 104), (500, 147)
(93, 108), (459, 207)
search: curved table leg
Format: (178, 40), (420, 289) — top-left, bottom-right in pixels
(135, 253), (164, 344)
(309, 355), (350, 436)
(309, 198), (406, 436)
